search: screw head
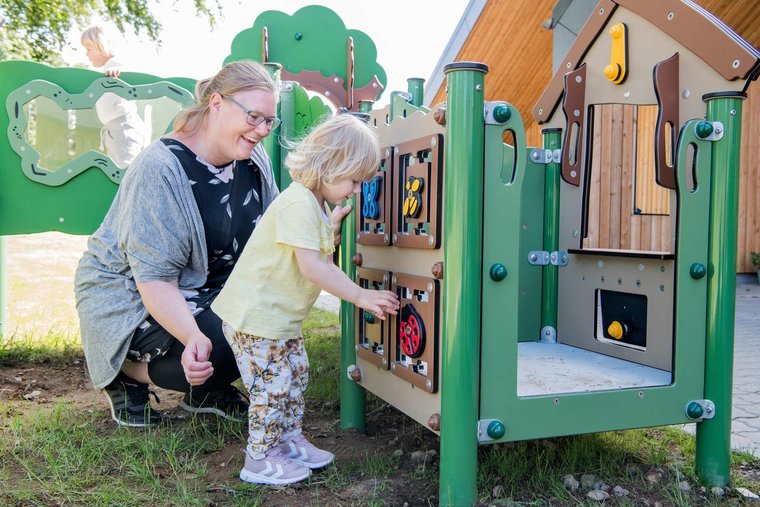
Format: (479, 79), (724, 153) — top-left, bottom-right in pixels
(689, 263), (707, 279)
(486, 420), (506, 439)
(695, 121), (714, 139)
(686, 401), (704, 419)
(489, 263), (507, 281)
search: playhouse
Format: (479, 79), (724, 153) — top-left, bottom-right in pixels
(0, 1), (759, 506)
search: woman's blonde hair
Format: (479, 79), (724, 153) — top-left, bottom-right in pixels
(286, 114), (380, 190)
(174, 60), (277, 135)
(81, 24), (118, 60)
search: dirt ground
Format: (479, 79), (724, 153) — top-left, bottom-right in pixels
(0, 357), (442, 506)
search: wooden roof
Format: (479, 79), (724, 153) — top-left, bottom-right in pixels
(429, 0), (760, 143)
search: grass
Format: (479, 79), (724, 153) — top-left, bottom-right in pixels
(1, 305), (759, 505)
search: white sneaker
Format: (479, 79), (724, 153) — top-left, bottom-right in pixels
(278, 433), (335, 469)
(239, 447), (311, 485)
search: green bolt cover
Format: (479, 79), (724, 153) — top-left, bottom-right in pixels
(294, 32), (303, 41)
(492, 105), (511, 124)
(695, 121), (714, 139)
(489, 263), (507, 281)
(364, 312), (376, 324)
(689, 263), (707, 279)
(487, 420), (506, 440)
(686, 401), (704, 419)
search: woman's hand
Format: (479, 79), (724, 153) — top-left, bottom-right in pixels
(330, 203), (354, 246)
(181, 333), (214, 386)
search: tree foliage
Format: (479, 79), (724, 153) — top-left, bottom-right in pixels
(0, 0), (220, 63)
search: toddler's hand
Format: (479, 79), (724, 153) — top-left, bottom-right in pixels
(105, 68), (121, 78)
(359, 289), (399, 320)
(330, 203), (353, 246)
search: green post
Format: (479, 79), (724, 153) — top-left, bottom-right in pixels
(339, 176), (365, 432)
(540, 129), (562, 339)
(262, 63), (282, 181)
(439, 61), (488, 507)
(0, 237), (5, 338)
(407, 78), (424, 107)
(696, 92), (745, 486)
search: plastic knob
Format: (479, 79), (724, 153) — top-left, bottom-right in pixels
(608, 321), (626, 340)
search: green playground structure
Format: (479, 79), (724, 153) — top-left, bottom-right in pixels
(1, 3), (758, 506)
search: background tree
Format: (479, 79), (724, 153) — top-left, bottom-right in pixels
(0, 0), (221, 63)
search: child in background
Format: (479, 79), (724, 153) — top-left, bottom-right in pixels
(212, 114), (399, 485)
(81, 24), (147, 167)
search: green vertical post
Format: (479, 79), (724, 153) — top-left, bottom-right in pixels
(339, 176), (365, 432)
(276, 81), (296, 188)
(407, 78), (424, 107)
(262, 63), (282, 182)
(696, 92), (745, 486)
(541, 129), (562, 338)
(439, 61), (488, 507)
(0, 237), (5, 339)
(359, 100), (373, 113)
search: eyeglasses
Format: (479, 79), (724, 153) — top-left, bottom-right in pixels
(220, 94), (281, 130)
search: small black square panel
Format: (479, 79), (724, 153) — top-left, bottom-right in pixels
(594, 289), (647, 350)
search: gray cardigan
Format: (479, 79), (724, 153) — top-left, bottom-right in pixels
(74, 140), (279, 389)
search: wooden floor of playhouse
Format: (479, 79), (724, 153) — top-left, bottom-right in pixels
(517, 342), (671, 397)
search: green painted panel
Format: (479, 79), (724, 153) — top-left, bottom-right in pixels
(477, 118), (712, 443)
(0, 60), (195, 235)
(225, 5), (386, 99)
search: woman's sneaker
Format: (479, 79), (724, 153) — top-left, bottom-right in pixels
(179, 385), (248, 421)
(102, 372), (161, 427)
(239, 447), (311, 485)
(278, 433), (335, 469)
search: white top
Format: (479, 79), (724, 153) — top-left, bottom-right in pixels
(95, 57), (139, 124)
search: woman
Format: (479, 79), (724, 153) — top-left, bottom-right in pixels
(75, 60), (348, 427)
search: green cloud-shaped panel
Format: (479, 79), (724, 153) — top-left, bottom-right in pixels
(225, 5), (387, 100)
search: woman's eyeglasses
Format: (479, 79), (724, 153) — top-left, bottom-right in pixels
(220, 94), (281, 130)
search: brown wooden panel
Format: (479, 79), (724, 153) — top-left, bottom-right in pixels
(355, 268), (392, 369)
(357, 146), (393, 246)
(584, 104), (671, 252)
(392, 134), (444, 249)
(390, 273), (439, 393)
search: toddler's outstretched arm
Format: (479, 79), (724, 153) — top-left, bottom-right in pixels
(294, 247), (399, 319)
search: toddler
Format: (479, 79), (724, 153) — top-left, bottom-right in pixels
(212, 114), (399, 485)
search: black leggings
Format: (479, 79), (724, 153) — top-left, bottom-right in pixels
(128, 309), (240, 396)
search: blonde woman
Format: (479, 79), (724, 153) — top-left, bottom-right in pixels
(75, 60), (353, 429)
(81, 24), (147, 167)
(212, 114), (399, 485)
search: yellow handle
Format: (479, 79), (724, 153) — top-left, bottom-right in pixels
(608, 320), (625, 340)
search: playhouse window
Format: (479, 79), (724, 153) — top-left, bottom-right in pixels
(582, 104), (672, 253)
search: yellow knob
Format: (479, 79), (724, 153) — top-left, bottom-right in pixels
(604, 63), (619, 81)
(609, 23), (624, 39)
(608, 321), (625, 340)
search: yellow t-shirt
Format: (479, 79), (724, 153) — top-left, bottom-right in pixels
(212, 181), (335, 339)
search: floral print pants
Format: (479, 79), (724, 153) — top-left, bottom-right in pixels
(224, 324), (308, 455)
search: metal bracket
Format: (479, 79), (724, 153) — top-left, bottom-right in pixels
(685, 399), (716, 420)
(540, 326), (557, 343)
(529, 251), (568, 266)
(529, 148), (561, 164)
(477, 419), (506, 442)
(528, 251), (550, 265)
(550, 251), (569, 266)
(695, 121), (724, 141)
